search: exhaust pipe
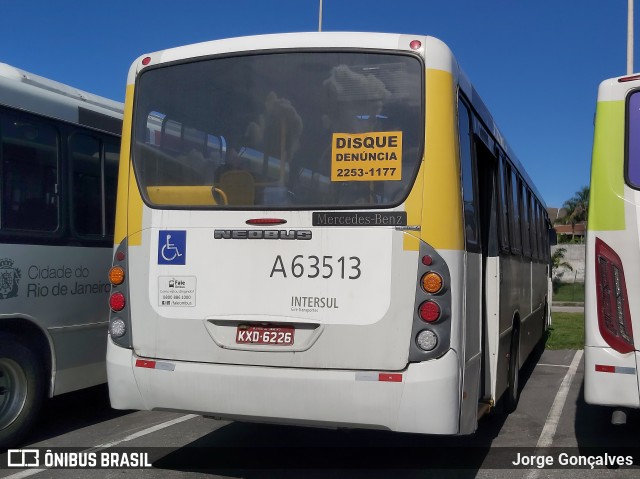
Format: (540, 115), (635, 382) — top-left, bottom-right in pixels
(612, 409), (627, 425)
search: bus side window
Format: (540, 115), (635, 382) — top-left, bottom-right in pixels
(507, 166), (521, 254)
(626, 90), (640, 188)
(498, 155), (510, 253)
(70, 133), (120, 238)
(104, 141), (120, 236)
(458, 100), (479, 250)
(71, 134), (102, 236)
(530, 196), (539, 261)
(538, 203), (545, 260)
(1, 111), (59, 232)
(521, 183), (531, 258)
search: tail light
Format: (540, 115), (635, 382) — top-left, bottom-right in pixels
(419, 301), (441, 322)
(110, 318), (126, 338)
(109, 266), (125, 285)
(108, 240), (132, 349)
(594, 238), (634, 353)
(109, 292), (126, 312)
(416, 330), (438, 351)
(422, 272), (443, 294)
(410, 243), (451, 361)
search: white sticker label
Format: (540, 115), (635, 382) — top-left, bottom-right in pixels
(158, 276), (196, 307)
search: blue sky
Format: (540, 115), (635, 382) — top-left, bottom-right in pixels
(0, 1), (634, 207)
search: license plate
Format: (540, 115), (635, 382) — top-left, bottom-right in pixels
(236, 325), (295, 345)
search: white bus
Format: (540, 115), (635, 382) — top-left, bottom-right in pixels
(0, 63), (123, 447)
(585, 73), (640, 424)
(107, 33), (553, 435)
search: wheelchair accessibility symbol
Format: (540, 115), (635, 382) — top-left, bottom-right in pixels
(158, 231), (186, 265)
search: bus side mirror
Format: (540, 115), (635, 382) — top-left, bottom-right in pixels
(548, 228), (557, 246)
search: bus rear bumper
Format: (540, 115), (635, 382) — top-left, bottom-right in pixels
(106, 340), (147, 411)
(107, 341), (461, 434)
(584, 345), (640, 408)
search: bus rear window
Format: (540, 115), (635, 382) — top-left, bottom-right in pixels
(133, 51), (423, 209)
(627, 90), (640, 189)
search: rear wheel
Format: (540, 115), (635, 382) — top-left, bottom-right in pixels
(0, 334), (45, 448)
(504, 322), (520, 414)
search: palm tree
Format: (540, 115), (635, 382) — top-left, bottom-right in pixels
(556, 186), (589, 242)
(551, 247), (573, 291)
(552, 248), (573, 273)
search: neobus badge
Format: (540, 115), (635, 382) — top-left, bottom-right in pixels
(213, 230), (312, 240)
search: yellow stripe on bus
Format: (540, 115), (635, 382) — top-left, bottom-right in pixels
(114, 84), (143, 246)
(404, 69), (463, 251)
(588, 100), (626, 231)
(403, 162), (423, 251)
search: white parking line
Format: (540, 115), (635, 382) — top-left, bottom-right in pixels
(536, 350), (583, 448)
(524, 349), (583, 479)
(4, 414), (198, 478)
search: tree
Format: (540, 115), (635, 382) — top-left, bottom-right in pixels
(552, 248), (573, 274)
(551, 247), (573, 292)
(556, 186), (589, 242)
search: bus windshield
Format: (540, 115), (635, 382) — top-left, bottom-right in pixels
(133, 51), (423, 209)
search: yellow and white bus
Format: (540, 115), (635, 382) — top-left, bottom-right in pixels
(585, 73), (640, 424)
(0, 63), (123, 446)
(107, 33), (552, 435)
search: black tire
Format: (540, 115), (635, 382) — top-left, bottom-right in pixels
(0, 334), (45, 448)
(504, 322), (520, 414)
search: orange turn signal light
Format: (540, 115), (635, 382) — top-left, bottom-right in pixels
(422, 272), (443, 294)
(109, 266), (125, 285)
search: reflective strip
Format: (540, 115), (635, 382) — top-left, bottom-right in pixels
(355, 372), (403, 382)
(595, 364), (636, 374)
(155, 362), (176, 371)
(135, 359), (176, 371)
(135, 359), (155, 369)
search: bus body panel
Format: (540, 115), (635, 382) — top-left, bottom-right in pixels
(584, 232), (640, 350)
(108, 339), (461, 434)
(48, 324), (107, 395)
(585, 75), (640, 410)
(519, 261), (547, 365)
(584, 346), (640, 408)
(122, 37), (433, 372)
(0, 243), (111, 396)
(496, 254), (524, 396)
(128, 222), (427, 371)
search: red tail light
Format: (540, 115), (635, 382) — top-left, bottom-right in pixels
(419, 301), (441, 322)
(618, 74), (640, 82)
(110, 292), (126, 312)
(594, 238), (634, 353)
(245, 218), (287, 225)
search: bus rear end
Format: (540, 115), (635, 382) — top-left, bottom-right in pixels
(585, 74), (640, 423)
(107, 33), (467, 434)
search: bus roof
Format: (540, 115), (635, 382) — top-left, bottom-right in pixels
(0, 62), (123, 132)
